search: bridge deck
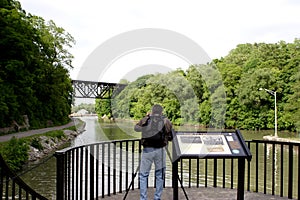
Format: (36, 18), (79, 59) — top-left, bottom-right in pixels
(101, 187), (290, 200)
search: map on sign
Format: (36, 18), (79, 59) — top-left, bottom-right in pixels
(174, 132), (246, 157)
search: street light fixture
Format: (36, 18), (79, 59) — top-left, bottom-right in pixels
(259, 88), (277, 137)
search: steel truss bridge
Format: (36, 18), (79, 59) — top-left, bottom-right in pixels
(71, 80), (127, 99)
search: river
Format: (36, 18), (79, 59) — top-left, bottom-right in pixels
(19, 116), (298, 199)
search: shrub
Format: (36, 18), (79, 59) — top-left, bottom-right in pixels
(44, 130), (65, 139)
(30, 138), (43, 151)
(1, 137), (29, 171)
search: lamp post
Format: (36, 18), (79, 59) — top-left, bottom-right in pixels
(259, 88), (277, 137)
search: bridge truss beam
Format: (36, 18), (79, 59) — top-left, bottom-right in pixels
(71, 80), (126, 99)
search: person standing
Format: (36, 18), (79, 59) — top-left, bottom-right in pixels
(134, 104), (173, 200)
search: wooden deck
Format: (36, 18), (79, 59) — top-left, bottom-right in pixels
(101, 187), (291, 200)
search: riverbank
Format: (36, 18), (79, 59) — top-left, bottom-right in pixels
(0, 118), (86, 169)
(27, 118), (86, 161)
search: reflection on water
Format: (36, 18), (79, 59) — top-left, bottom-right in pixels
(72, 117), (140, 146)
(19, 117), (298, 199)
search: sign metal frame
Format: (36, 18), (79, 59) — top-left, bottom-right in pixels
(171, 129), (252, 200)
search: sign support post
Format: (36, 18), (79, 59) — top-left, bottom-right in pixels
(172, 159), (179, 200)
(237, 158), (246, 200)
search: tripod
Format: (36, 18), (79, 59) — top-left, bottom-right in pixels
(123, 146), (189, 200)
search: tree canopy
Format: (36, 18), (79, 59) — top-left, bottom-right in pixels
(97, 39), (300, 132)
(0, 0), (75, 128)
(2, 1), (299, 132)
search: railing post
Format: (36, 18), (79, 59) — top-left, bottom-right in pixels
(298, 144), (300, 200)
(55, 151), (65, 200)
(288, 144), (293, 199)
(90, 146), (95, 199)
(213, 158), (217, 187)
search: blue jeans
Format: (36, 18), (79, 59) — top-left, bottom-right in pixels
(139, 147), (166, 200)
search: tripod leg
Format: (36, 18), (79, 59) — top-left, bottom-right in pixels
(123, 164), (140, 200)
(176, 174), (189, 200)
(165, 146), (189, 200)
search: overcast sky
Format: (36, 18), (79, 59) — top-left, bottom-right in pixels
(19, 0), (300, 83)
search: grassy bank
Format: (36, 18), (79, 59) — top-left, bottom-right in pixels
(0, 125), (78, 172)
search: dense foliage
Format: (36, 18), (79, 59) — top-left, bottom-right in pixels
(0, 0), (75, 128)
(0, 137), (29, 171)
(216, 40), (300, 131)
(97, 40), (300, 132)
(95, 79), (129, 119)
(0, 129), (67, 171)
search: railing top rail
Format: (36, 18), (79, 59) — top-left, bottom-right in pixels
(55, 138), (300, 155)
(55, 138), (141, 154)
(247, 139), (300, 146)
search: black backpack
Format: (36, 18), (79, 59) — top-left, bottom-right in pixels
(142, 115), (166, 147)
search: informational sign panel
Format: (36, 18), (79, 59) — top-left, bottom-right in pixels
(173, 130), (251, 159)
(172, 130), (252, 200)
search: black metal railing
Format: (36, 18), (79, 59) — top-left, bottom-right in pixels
(0, 154), (47, 200)
(247, 140), (300, 199)
(55, 139), (142, 200)
(175, 140), (299, 199)
(55, 139), (300, 199)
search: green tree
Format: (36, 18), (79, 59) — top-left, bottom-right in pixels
(284, 70), (300, 131)
(105, 39), (300, 131)
(216, 40), (299, 131)
(0, 0), (74, 128)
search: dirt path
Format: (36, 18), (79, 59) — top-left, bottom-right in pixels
(0, 121), (75, 142)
